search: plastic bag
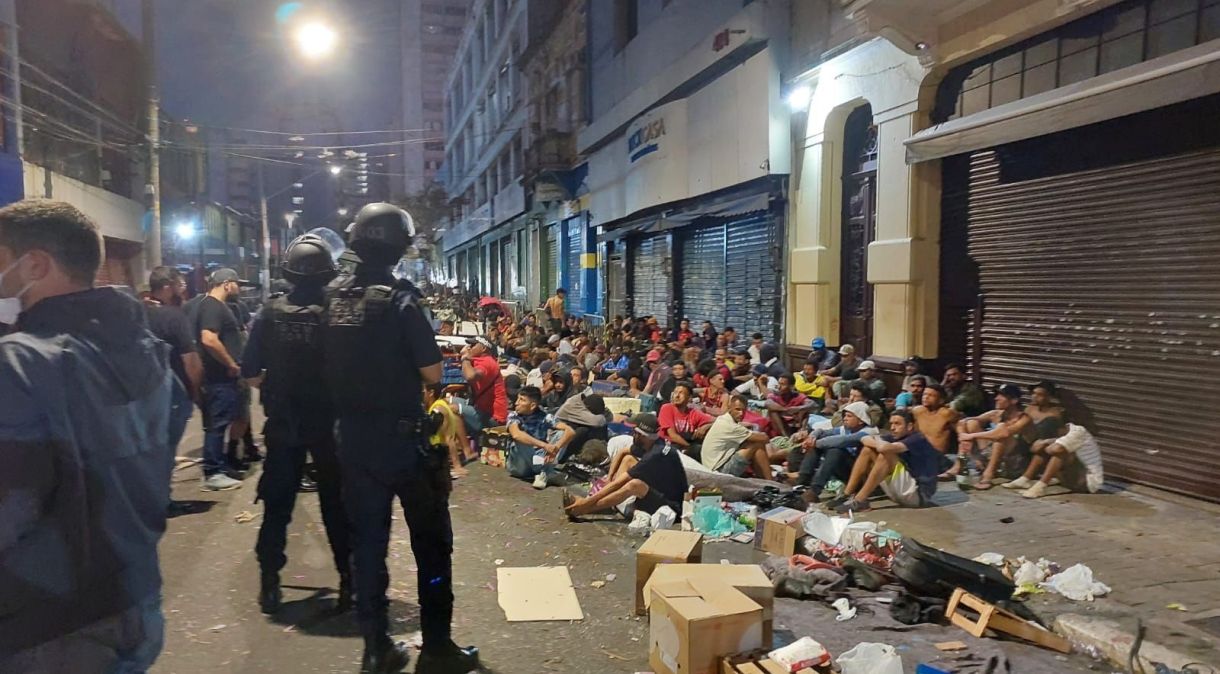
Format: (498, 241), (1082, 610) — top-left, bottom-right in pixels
(628, 510), (651, 531)
(691, 505), (745, 538)
(768, 637), (830, 670)
(650, 505), (677, 530)
(838, 642), (904, 674)
(973, 552), (1005, 567)
(1044, 563), (1110, 601)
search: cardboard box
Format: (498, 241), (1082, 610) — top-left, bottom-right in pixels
(636, 530), (703, 615)
(754, 507), (806, 557)
(649, 579), (764, 674)
(644, 564), (774, 644)
(479, 447), (506, 468)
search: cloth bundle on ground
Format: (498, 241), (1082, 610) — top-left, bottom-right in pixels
(760, 556), (847, 600)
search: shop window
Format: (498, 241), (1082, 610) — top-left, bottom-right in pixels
(1147, 13), (1197, 57)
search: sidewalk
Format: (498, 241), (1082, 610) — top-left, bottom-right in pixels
(850, 481), (1220, 670)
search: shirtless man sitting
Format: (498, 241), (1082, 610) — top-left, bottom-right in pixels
(913, 384), (958, 458)
(955, 384), (1032, 490)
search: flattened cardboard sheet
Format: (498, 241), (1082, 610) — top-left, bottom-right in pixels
(496, 566), (584, 622)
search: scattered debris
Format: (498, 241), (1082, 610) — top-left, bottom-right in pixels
(591, 580), (606, 589)
(934, 641), (968, 652)
(769, 636), (831, 670)
(946, 588), (1071, 653)
(1043, 563), (1110, 601)
(1166, 603), (1188, 612)
(837, 642), (904, 674)
(972, 552), (1005, 567)
(233, 511), (258, 524)
(832, 597), (858, 622)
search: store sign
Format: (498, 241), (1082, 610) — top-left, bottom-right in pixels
(627, 117), (666, 164)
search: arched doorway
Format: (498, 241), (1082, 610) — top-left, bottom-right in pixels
(839, 104), (877, 356)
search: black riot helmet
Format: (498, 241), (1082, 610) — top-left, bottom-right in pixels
(281, 233), (338, 285)
(347, 202), (415, 267)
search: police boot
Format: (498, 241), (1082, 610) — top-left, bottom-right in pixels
(415, 641), (480, 674)
(336, 571), (354, 613)
(360, 636), (410, 674)
(259, 571), (282, 614)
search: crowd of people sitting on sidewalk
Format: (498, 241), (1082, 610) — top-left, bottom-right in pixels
(439, 289), (1106, 518)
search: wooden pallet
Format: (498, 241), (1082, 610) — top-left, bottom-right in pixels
(720, 650), (821, 674)
(945, 588), (1072, 653)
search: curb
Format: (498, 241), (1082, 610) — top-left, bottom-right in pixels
(1055, 613), (1216, 673)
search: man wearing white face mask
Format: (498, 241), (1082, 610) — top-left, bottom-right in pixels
(0, 200), (175, 672)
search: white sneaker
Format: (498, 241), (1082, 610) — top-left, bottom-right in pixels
(1020, 481), (1047, 499)
(1003, 476), (1032, 490)
(532, 472), (549, 490)
(1046, 477), (1061, 486)
(202, 473), (243, 491)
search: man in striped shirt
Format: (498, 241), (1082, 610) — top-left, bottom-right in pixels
(1004, 421), (1104, 498)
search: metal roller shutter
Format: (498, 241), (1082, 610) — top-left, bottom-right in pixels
(962, 143), (1220, 501)
(542, 225), (558, 298)
(725, 212), (782, 342)
(630, 233), (671, 324)
(565, 218), (583, 309)
(679, 225), (726, 329)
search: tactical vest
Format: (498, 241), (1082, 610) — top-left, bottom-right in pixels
(262, 295), (330, 414)
(324, 276), (416, 416)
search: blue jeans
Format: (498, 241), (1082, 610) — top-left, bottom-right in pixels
(168, 380), (193, 454)
(506, 442), (555, 480)
(0, 595), (163, 673)
(202, 381), (240, 476)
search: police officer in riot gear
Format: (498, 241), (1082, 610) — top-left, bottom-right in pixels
(240, 233), (352, 615)
(324, 203), (479, 674)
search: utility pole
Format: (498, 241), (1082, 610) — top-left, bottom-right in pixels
(1, 0), (23, 157)
(142, 0), (162, 268)
(258, 164), (271, 303)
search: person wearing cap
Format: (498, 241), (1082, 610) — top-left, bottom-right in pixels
(832, 383), (885, 428)
(196, 268), (250, 489)
(955, 384), (1034, 490)
(787, 400), (878, 500)
(818, 343), (860, 378)
(833, 359), (886, 401)
(900, 357), (924, 391)
(563, 413), (688, 520)
(461, 336), (508, 427)
(526, 357), (555, 390)
(830, 409), (940, 513)
(765, 372), (819, 436)
(805, 337), (840, 372)
(700, 396), (776, 479)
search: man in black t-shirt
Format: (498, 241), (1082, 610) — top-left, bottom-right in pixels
(196, 268), (246, 491)
(562, 413), (688, 519)
(145, 267), (202, 457)
(831, 409), (939, 513)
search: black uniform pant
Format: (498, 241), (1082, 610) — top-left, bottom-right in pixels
(341, 459), (453, 646)
(255, 416), (351, 576)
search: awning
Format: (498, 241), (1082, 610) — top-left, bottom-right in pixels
(905, 39), (1220, 164)
(596, 178), (780, 243)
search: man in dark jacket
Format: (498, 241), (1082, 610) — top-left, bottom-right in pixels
(0, 200), (175, 671)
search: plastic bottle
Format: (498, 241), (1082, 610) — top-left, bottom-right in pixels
(955, 451), (975, 490)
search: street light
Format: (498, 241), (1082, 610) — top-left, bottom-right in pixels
(787, 85), (812, 112)
(294, 21), (338, 61)
(175, 222), (196, 240)
(329, 164), (342, 176)
(337, 207), (349, 216)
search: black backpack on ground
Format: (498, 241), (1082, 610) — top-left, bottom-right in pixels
(891, 537), (1014, 604)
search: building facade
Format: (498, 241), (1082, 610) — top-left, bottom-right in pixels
(581, 0), (793, 339)
(401, 0), (468, 197)
(786, 0), (1220, 501)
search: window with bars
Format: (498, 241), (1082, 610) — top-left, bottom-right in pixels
(935, 0), (1220, 123)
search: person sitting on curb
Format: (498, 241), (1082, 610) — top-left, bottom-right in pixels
(942, 363), (986, 418)
(1004, 421), (1104, 499)
(895, 374), (927, 409)
(700, 396), (776, 480)
(658, 382), (715, 461)
(830, 409), (940, 513)
(765, 373), (818, 436)
(830, 381), (886, 428)
(563, 414), (688, 520)
(787, 401), (878, 500)
(955, 383), (1033, 490)
(912, 383), (959, 458)
(506, 386), (575, 490)
(832, 359), (885, 401)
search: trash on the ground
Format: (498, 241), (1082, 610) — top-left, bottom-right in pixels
(635, 530), (703, 615)
(889, 591), (946, 625)
(837, 642), (905, 674)
(688, 487), (723, 512)
(721, 650), (820, 674)
(914, 665), (950, 674)
(972, 552), (1005, 567)
(832, 596), (858, 622)
(731, 532), (755, 544)
(493, 558), (504, 566)
(946, 588), (1071, 653)
(234, 510), (258, 524)
(1166, 602), (1188, 611)
(629, 510), (653, 531)
(644, 564), (774, 645)
(591, 580), (606, 589)
(650, 505), (677, 530)
(768, 636), (831, 670)
(802, 511), (853, 545)
(496, 566), (584, 622)
(999, 516), (1015, 524)
(755, 506), (807, 556)
(1043, 563), (1110, 601)
(894, 539), (1014, 603)
(933, 641), (968, 651)
(1013, 558), (1050, 586)
(761, 556), (846, 600)
(691, 504), (746, 539)
(605, 573), (617, 582)
(648, 578), (763, 674)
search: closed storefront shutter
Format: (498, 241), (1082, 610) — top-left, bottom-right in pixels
(724, 212), (782, 342)
(630, 233), (671, 323)
(679, 225), (726, 329)
(956, 100), (1220, 501)
(541, 225), (558, 298)
(565, 218), (583, 309)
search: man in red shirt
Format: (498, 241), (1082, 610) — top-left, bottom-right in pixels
(657, 382), (714, 461)
(460, 336), (508, 428)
